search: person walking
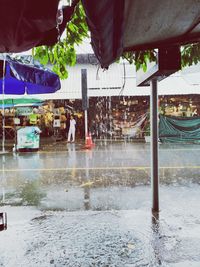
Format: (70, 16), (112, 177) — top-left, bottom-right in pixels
(67, 115), (76, 143)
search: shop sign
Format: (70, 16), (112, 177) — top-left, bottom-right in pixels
(16, 107), (33, 116)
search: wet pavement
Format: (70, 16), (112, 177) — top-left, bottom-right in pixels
(1, 140), (200, 266)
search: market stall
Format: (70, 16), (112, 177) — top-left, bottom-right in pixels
(0, 56), (61, 152)
(16, 126), (41, 151)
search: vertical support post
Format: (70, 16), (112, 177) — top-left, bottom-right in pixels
(84, 110), (88, 139)
(2, 56), (6, 153)
(150, 78), (159, 213)
(81, 69), (89, 139)
(137, 47), (181, 214)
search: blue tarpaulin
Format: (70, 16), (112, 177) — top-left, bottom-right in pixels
(0, 57), (61, 95)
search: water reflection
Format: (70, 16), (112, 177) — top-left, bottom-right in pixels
(19, 181), (46, 206)
(67, 143), (76, 167)
(83, 150), (93, 210)
(1, 142), (200, 266)
(83, 187), (90, 210)
(0, 180), (46, 206)
(79, 149), (93, 210)
(1, 142), (200, 212)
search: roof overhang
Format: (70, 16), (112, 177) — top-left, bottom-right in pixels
(81, 0), (200, 68)
(0, 1), (75, 53)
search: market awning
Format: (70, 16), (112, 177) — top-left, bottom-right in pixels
(82, 0), (200, 68)
(0, 57), (61, 94)
(0, 98), (44, 108)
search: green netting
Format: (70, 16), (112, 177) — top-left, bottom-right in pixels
(159, 115), (200, 143)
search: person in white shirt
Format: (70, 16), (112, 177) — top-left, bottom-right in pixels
(67, 115), (76, 142)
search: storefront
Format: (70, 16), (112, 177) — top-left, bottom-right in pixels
(1, 94), (200, 142)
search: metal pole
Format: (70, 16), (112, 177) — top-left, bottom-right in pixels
(150, 78), (159, 213)
(2, 55), (6, 153)
(81, 69), (88, 140)
(84, 109), (88, 139)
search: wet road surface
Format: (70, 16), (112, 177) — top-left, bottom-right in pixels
(1, 141), (200, 266)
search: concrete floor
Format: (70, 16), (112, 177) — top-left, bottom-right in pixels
(0, 140), (200, 266)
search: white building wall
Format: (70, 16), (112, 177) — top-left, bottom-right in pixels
(40, 61), (200, 99)
(3, 60), (200, 100)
